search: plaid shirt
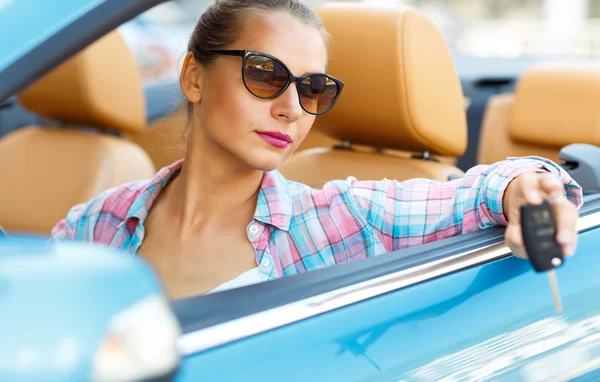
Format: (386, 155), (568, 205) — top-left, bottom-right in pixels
(52, 156), (583, 281)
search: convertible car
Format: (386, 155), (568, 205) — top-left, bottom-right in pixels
(1, 0), (600, 381)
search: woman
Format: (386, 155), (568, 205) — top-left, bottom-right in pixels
(52, 0), (583, 299)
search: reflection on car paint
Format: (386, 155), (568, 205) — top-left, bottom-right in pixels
(334, 260), (532, 372)
(0, 0), (14, 11)
(399, 312), (600, 381)
(1, 338), (81, 375)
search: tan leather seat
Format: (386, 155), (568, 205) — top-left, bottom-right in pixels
(295, 128), (339, 152)
(0, 31), (156, 235)
(278, 3), (467, 188)
(478, 62), (600, 165)
(128, 107), (189, 170)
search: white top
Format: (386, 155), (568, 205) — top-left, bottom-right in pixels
(207, 267), (263, 294)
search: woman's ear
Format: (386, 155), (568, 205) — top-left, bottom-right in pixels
(180, 52), (204, 103)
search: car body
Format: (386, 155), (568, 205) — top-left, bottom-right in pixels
(1, 0), (600, 381)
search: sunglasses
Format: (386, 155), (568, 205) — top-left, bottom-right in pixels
(200, 50), (344, 115)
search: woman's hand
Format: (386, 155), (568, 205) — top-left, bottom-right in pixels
(503, 172), (579, 259)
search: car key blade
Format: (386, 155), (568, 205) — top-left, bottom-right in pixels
(521, 201), (565, 314)
(547, 270), (562, 314)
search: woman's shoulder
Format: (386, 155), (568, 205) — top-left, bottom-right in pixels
(278, 172), (394, 199)
(270, 171), (371, 215)
(86, 179), (152, 217)
(52, 160), (183, 241)
(271, 171), (351, 196)
(50, 179), (152, 241)
(273, 171), (414, 220)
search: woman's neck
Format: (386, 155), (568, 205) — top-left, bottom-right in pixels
(164, 128), (264, 234)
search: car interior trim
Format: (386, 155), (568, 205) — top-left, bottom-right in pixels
(0, 0), (166, 103)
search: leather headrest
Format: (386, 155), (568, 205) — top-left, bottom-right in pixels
(316, 3), (467, 157)
(509, 62), (600, 148)
(18, 31), (146, 133)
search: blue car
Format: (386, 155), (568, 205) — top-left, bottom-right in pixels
(2, 0), (600, 381)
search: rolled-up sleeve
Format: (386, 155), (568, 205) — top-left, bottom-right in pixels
(349, 156), (584, 251)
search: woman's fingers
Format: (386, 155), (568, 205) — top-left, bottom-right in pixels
(506, 173), (578, 258)
(505, 223), (527, 259)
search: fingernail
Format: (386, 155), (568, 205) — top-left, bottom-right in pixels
(564, 245), (576, 257)
(557, 229), (571, 244)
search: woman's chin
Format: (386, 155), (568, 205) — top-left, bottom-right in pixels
(253, 159), (285, 172)
(244, 149), (289, 172)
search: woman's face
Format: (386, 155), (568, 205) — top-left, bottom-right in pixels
(183, 12), (329, 172)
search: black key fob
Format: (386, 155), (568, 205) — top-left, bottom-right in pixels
(520, 201), (564, 273)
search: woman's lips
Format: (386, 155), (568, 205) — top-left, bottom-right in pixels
(255, 131), (292, 149)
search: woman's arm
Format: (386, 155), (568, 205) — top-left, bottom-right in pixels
(349, 156), (583, 252)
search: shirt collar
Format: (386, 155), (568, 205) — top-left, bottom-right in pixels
(254, 170), (293, 231)
(122, 159), (184, 226)
(122, 159), (293, 231)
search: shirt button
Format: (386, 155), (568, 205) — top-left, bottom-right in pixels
(249, 224), (259, 234)
(260, 257), (271, 268)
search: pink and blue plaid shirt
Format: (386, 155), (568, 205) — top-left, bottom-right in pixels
(52, 156), (583, 281)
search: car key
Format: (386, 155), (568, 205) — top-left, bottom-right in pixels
(521, 201), (564, 314)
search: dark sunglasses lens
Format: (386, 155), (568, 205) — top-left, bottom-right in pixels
(298, 75), (339, 114)
(243, 55), (289, 97)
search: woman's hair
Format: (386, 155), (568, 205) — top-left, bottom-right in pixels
(189, 0), (329, 67)
(183, 0), (330, 113)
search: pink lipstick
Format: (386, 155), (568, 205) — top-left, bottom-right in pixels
(255, 131), (292, 149)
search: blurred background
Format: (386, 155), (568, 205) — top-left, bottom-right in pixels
(119, 0), (600, 83)
(2, 0), (599, 171)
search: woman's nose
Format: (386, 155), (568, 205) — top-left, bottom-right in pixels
(271, 83), (303, 122)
